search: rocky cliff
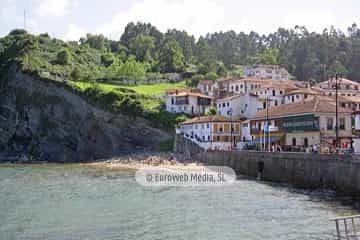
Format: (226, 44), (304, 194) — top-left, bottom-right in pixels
(0, 67), (171, 162)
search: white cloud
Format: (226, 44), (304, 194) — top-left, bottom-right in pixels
(37, 0), (69, 17)
(96, 0), (229, 39)
(64, 23), (87, 41)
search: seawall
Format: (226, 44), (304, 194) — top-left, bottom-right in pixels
(174, 134), (360, 196)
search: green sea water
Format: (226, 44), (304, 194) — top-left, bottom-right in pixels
(0, 164), (357, 240)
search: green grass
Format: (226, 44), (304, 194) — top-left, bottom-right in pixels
(70, 81), (188, 97)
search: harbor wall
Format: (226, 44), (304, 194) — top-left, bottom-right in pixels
(174, 134), (360, 196)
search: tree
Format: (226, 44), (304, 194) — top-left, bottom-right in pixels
(56, 49), (72, 65)
(101, 52), (115, 67)
(71, 67), (82, 80)
(159, 39), (185, 73)
(80, 34), (109, 50)
(129, 34), (155, 62)
(165, 29), (196, 62)
(206, 107), (217, 116)
(250, 48), (279, 65)
(117, 56), (146, 81)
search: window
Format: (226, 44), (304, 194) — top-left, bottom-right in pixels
(171, 97), (174, 104)
(207, 124), (209, 129)
(263, 102), (266, 109)
(280, 91), (283, 95)
(304, 138), (308, 147)
(292, 138), (296, 146)
(272, 90), (276, 96)
(227, 102), (229, 107)
(340, 118), (345, 130)
(208, 136), (210, 141)
(274, 100), (278, 106)
(327, 118), (333, 130)
(218, 104), (221, 108)
(304, 94), (308, 99)
(291, 96), (295, 102)
(219, 125), (223, 132)
(222, 103), (226, 107)
(224, 136), (229, 142)
(235, 85), (239, 91)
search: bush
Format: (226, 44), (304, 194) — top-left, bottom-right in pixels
(56, 49), (72, 65)
(101, 52), (115, 67)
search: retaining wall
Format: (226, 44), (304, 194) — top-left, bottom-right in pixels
(174, 134), (360, 196)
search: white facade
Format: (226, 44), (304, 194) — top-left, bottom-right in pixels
(178, 117), (242, 151)
(165, 93), (212, 115)
(243, 65), (292, 80)
(216, 94), (263, 119)
(241, 121), (251, 142)
(197, 81), (214, 96)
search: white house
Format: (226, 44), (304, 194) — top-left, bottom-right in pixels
(243, 64), (292, 80)
(216, 93), (263, 119)
(315, 78), (360, 97)
(165, 90), (213, 115)
(178, 115), (242, 151)
(197, 80), (214, 96)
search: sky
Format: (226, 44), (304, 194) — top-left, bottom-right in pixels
(1, 0), (360, 41)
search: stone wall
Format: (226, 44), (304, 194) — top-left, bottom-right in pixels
(175, 135), (360, 196)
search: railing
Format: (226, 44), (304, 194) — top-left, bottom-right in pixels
(330, 215), (360, 240)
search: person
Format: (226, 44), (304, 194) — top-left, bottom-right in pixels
(313, 144), (318, 153)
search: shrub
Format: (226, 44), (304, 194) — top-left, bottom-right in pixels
(56, 49), (72, 65)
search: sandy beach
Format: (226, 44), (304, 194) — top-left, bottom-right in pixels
(83, 152), (205, 171)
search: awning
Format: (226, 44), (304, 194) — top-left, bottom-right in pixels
(250, 135), (284, 145)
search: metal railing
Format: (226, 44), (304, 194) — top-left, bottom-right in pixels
(330, 215), (360, 240)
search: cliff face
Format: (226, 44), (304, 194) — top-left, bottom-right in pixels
(0, 67), (171, 162)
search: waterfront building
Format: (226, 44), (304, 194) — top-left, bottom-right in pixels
(353, 111), (360, 154)
(243, 64), (292, 80)
(165, 89), (213, 115)
(250, 96), (353, 152)
(177, 115), (242, 150)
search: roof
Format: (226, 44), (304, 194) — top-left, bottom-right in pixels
(215, 94), (244, 102)
(339, 96), (360, 103)
(315, 78), (360, 87)
(284, 87), (325, 96)
(198, 80), (214, 86)
(181, 115), (241, 125)
(167, 89), (213, 99)
(251, 96), (352, 120)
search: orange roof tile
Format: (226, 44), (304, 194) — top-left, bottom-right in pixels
(181, 115), (241, 125)
(252, 96), (352, 119)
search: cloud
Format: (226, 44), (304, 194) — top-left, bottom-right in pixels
(63, 23), (87, 41)
(96, 0), (228, 39)
(37, 0), (69, 17)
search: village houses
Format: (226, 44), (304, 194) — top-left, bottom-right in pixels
(164, 89), (213, 115)
(177, 115), (242, 151)
(166, 65), (360, 152)
(242, 64), (292, 80)
(249, 96), (353, 152)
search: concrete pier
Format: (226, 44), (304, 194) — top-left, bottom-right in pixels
(175, 134), (360, 197)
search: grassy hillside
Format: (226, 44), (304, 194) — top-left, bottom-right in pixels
(72, 80), (188, 96)
(0, 31), (190, 132)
